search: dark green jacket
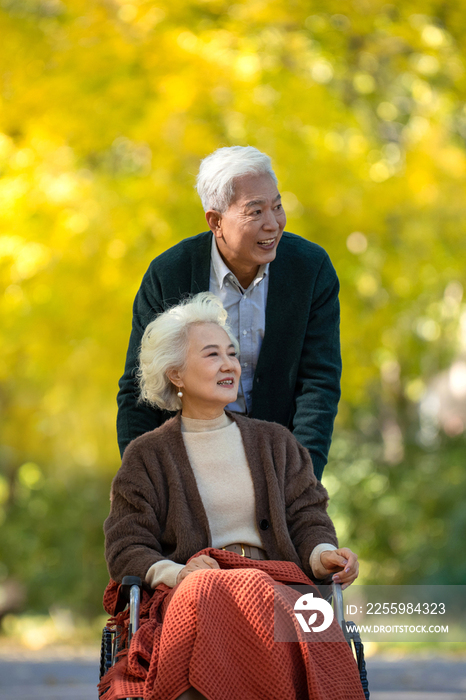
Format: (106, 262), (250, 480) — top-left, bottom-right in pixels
(117, 231), (341, 480)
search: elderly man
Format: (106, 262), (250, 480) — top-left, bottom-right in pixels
(117, 146), (341, 480)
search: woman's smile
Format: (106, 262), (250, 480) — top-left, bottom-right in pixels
(217, 377), (235, 386)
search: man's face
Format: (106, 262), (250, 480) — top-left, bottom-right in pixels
(210, 172), (287, 287)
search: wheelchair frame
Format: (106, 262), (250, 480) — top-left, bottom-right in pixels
(99, 576), (370, 700)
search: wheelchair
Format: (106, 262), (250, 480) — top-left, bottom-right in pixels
(99, 575), (370, 700)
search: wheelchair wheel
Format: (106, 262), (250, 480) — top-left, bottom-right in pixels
(346, 621), (370, 699)
(99, 626), (114, 681)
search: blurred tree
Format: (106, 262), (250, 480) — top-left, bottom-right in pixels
(0, 0), (465, 616)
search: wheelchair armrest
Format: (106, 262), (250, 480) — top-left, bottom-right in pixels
(332, 581), (345, 628)
(113, 576), (143, 647)
(121, 575), (142, 591)
(114, 576), (142, 614)
(315, 581), (351, 645)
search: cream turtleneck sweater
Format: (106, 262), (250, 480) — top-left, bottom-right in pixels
(145, 413), (336, 588)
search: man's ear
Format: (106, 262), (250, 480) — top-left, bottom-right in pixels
(205, 210), (222, 235)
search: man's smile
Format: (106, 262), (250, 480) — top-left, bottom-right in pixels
(257, 237), (276, 248)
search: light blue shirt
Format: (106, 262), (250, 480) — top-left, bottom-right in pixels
(209, 236), (269, 414)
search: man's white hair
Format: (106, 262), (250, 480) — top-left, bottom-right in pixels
(138, 292), (239, 412)
(196, 145), (278, 213)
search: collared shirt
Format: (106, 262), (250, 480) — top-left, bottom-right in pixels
(209, 236), (269, 414)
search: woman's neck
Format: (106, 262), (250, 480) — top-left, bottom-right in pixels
(181, 412), (231, 433)
(180, 403), (226, 421)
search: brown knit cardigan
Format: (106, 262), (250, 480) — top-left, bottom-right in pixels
(104, 412), (338, 582)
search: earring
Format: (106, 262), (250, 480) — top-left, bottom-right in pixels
(177, 390), (183, 398)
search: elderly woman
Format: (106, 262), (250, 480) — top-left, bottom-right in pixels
(102, 293), (365, 700)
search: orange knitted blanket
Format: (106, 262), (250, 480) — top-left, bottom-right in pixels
(98, 548), (365, 700)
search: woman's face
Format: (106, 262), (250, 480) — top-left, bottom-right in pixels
(170, 323), (241, 418)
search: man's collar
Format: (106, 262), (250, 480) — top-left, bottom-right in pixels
(210, 236), (269, 291)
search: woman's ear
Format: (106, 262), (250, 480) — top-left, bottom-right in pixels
(167, 368), (182, 387)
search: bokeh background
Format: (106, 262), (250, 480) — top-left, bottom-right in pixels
(1, 0), (465, 648)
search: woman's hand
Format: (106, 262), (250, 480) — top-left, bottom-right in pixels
(320, 548), (359, 590)
(176, 555), (220, 584)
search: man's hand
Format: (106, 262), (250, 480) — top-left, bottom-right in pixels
(320, 547), (359, 590)
(176, 555), (220, 584)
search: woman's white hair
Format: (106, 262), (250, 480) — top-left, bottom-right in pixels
(196, 145), (278, 213)
(138, 292), (240, 411)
